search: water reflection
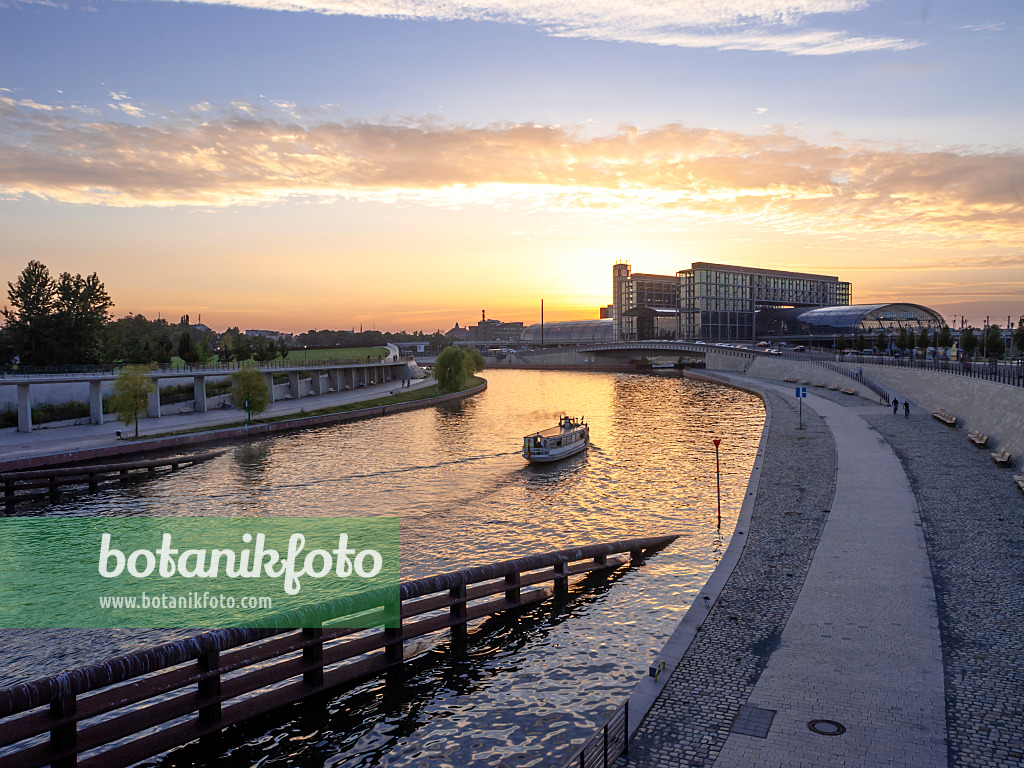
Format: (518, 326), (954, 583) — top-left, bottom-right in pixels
(1, 370), (764, 767)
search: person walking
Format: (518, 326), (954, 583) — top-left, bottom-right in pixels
(893, 398), (899, 415)
(904, 401), (910, 419)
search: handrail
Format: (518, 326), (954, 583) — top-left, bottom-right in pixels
(559, 698), (629, 768)
(0, 535), (676, 768)
(0, 357), (401, 380)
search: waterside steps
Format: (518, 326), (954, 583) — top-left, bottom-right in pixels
(0, 451), (224, 504)
(0, 535), (676, 768)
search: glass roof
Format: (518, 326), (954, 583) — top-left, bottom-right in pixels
(521, 319), (614, 344)
(795, 303), (944, 328)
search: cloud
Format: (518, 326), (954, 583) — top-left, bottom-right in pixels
(155, 0), (919, 55)
(0, 96), (1021, 256)
(108, 91), (147, 118)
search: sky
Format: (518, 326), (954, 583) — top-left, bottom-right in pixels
(1, 0), (1022, 333)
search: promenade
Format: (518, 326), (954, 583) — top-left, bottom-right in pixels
(0, 376), (435, 465)
(623, 374), (1024, 768)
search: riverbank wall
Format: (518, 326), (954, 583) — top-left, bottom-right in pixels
(0, 380), (487, 472)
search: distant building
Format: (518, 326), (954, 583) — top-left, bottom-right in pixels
(245, 329), (288, 341)
(445, 323), (471, 340)
(599, 304), (614, 319)
(613, 262), (852, 342)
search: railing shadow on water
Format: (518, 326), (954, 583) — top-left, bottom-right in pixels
(0, 536), (675, 768)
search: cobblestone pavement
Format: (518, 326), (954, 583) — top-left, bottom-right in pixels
(619, 389), (836, 767)
(867, 410), (1024, 768)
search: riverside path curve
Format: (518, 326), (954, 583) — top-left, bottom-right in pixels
(620, 372), (952, 767)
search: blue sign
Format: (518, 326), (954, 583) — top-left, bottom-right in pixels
(795, 387), (807, 398)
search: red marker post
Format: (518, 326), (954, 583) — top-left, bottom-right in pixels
(713, 438), (722, 530)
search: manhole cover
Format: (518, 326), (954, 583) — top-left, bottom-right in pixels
(731, 705), (775, 738)
(807, 719), (846, 736)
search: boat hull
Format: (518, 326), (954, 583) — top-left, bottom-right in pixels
(523, 439), (589, 464)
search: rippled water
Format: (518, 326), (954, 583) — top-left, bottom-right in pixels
(0, 369), (764, 767)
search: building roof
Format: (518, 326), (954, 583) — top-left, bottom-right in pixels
(521, 319), (614, 344)
(794, 303), (944, 328)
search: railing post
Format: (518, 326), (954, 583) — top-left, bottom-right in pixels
(50, 691), (77, 768)
(302, 627), (324, 688)
(450, 583), (468, 642)
(553, 558), (569, 598)
(505, 571), (521, 604)
(384, 622), (404, 664)
(630, 548), (645, 565)
(197, 649), (222, 731)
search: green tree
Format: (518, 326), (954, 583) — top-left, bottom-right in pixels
(960, 327), (977, 357)
(428, 331), (450, 353)
(464, 347), (485, 374)
(155, 336), (174, 367)
(433, 346), (470, 392)
(177, 331), (200, 365)
(3, 260), (56, 365)
(231, 365), (270, 421)
(52, 271), (113, 365)
(984, 324), (1002, 358)
(251, 335), (277, 362)
(917, 328), (930, 349)
(896, 327), (909, 352)
(854, 334), (866, 352)
(277, 337), (289, 359)
(1013, 320), (1024, 357)
(938, 324), (952, 348)
(111, 364), (155, 438)
(836, 334), (848, 350)
(875, 331), (888, 353)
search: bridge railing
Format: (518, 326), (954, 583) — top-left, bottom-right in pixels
(0, 536), (675, 768)
(0, 357), (402, 380)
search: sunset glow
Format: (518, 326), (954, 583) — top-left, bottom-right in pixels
(1, 1), (1022, 331)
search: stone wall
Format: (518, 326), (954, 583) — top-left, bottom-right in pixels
(835, 364), (1024, 460)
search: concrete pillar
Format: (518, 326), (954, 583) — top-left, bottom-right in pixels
(17, 383), (32, 433)
(89, 380), (104, 425)
(288, 371), (301, 399)
(263, 372), (276, 403)
(148, 378), (162, 418)
(193, 376), (208, 413)
(328, 369), (341, 392)
(347, 369), (356, 389)
(310, 369), (323, 395)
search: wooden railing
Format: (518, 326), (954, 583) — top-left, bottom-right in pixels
(0, 451), (224, 504)
(0, 535), (675, 768)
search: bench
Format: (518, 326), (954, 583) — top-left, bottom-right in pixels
(813, 382), (825, 388)
(991, 448), (1013, 467)
(932, 409), (957, 426)
(800, 379), (810, 385)
(968, 430), (989, 447)
(1014, 475), (1024, 494)
(828, 384), (839, 391)
(841, 388), (857, 395)
(783, 377), (797, 383)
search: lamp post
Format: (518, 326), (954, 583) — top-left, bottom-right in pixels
(713, 438), (722, 531)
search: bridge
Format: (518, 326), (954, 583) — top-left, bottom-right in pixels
(515, 340), (760, 366)
(0, 348), (414, 434)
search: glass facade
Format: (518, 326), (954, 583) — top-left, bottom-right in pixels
(521, 319), (615, 345)
(614, 262), (851, 342)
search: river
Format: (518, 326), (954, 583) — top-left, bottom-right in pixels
(0, 368), (764, 767)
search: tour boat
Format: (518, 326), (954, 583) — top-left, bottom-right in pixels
(522, 415), (590, 464)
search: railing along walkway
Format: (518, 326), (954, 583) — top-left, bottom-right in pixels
(0, 535), (675, 768)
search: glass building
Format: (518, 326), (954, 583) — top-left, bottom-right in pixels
(520, 319), (614, 345)
(757, 303), (945, 340)
(613, 262), (852, 342)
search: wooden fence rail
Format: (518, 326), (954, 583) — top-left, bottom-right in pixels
(0, 451), (224, 503)
(0, 535), (676, 768)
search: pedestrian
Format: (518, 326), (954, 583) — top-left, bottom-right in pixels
(892, 398), (899, 415)
(904, 401), (910, 419)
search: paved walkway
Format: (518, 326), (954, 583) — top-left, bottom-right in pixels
(714, 386), (946, 767)
(0, 376), (435, 464)
(625, 377), (948, 767)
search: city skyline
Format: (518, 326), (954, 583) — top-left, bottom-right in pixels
(1, 0), (1022, 333)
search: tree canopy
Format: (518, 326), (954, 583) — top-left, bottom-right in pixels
(231, 365), (270, 421)
(111, 365), (155, 438)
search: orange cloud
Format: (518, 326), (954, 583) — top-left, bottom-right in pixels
(1, 96), (1022, 254)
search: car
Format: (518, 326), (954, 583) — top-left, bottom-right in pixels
(768, 349), (782, 355)
(793, 345), (807, 352)
(756, 341), (771, 347)
(695, 341), (706, 345)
